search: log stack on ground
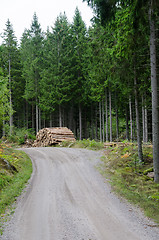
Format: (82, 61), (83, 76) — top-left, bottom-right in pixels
(33, 127), (76, 147)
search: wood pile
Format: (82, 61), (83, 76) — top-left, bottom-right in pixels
(33, 127), (76, 147)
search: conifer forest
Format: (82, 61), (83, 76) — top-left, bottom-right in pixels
(0, 1), (159, 181)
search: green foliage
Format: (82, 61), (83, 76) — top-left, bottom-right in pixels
(21, 13), (43, 104)
(0, 76), (11, 128)
(4, 128), (35, 145)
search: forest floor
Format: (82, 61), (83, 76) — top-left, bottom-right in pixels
(98, 143), (159, 224)
(1, 147), (159, 240)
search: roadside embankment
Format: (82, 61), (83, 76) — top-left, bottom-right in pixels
(0, 143), (32, 234)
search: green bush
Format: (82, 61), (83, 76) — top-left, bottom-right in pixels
(4, 128), (36, 145)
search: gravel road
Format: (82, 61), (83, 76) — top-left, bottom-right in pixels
(1, 147), (159, 240)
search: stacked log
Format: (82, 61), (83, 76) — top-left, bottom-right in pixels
(33, 127), (76, 147)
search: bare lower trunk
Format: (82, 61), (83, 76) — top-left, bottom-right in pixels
(39, 108), (41, 130)
(149, 2), (159, 182)
(116, 108), (119, 140)
(142, 96), (146, 143)
(99, 102), (102, 142)
(129, 96), (133, 141)
(145, 107), (148, 142)
(36, 102), (39, 133)
(59, 105), (62, 127)
(84, 110), (87, 139)
(105, 90), (109, 141)
(115, 93), (119, 140)
(50, 113), (52, 127)
(69, 106), (73, 130)
(43, 118), (46, 128)
(109, 90), (112, 142)
(142, 96), (148, 143)
(26, 101), (28, 129)
(102, 100), (105, 142)
(95, 104), (98, 140)
(79, 103), (82, 140)
(134, 75), (143, 163)
(91, 105), (94, 140)
(32, 104), (35, 130)
(126, 107), (129, 140)
(62, 108), (66, 126)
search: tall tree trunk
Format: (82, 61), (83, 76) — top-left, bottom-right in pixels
(116, 108), (119, 140)
(109, 90), (112, 142)
(129, 96), (133, 141)
(26, 101), (28, 129)
(39, 108), (41, 130)
(142, 95), (146, 143)
(32, 104), (35, 130)
(126, 107), (129, 140)
(99, 101), (102, 142)
(145, 107), (148, 143)
(43, 118), (46, 128)
(9, 58), (13, 135)
(102, 100), (105, 142)
(95, 104), (98, 140)
(105, 89), (109, 141)
(149, 1), (159, 182)
(84, 109), (88, 139)
(115, 93), (119, 140)
(69, 106), (73, 130)
(134, 74), (143, 163)
(59, 104), (62, 127)
(91, 105), (94, 140)
(142, 96), (148, 143)
(62, 108), (66, 126)
(79, 103), (82, 140)
(36, 102), (39, 133)
(133, 111), (136, 141)
(50, 113), (52, 127)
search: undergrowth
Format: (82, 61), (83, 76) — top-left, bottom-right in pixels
(60, 139), (104, 150)
(100, 143), (159, 224)
(2, 127), (36, 145)
(0, 143), (32, 234)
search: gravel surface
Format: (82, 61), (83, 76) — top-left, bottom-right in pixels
(1, 147), (159, 240)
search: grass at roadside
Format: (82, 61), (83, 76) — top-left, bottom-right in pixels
(0, 143), (32, 234)
(59, 139), (104, 150)
(99, 143), (159, 224)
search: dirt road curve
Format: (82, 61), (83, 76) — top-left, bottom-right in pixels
(1, 148), (159, 240)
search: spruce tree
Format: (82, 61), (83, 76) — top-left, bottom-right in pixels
(71, 7), (87, 139)
(2, 19), (20, 134)
(21, 13), (43, 133)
